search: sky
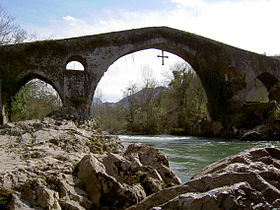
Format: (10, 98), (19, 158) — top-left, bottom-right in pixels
(2, 0), (280, 102)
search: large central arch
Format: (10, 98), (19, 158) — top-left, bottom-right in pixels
(88, 31), (233, 122)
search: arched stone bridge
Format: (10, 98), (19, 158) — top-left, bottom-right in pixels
(0, 27), (280, 124)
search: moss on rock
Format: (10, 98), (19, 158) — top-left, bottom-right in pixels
(0, 187), (13, 210)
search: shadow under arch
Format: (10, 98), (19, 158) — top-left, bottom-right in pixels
(257, 72), (279, 91)
(257, 72), (280, 102)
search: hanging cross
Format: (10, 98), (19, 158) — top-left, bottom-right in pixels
(157, 50), (169, 65)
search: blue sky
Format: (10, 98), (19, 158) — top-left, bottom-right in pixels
(2, 0), (280, 101)
(2, 0), (279, 54)
(2, 0), (174, 26)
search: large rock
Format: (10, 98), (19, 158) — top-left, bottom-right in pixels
(128, 147), (280, 209)
(76, 143), (181, 209)
(240, 122), (280, 141)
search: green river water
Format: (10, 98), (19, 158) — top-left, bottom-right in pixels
(119, 135), (280, 183)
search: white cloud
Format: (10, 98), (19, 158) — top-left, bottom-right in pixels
(99, 20), (108, 25)
(168, 0), (280, 55)
(63, 15), (78, 26)
(171, 0), (207, 8)
(63, 15), (78, 22)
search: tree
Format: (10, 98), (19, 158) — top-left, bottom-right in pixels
(122, 67), (166, 134)
(0, 5), (27, 45)
(93, 104), (126, 134)
(161, 62), (207, 133)
(0, 4), (28, 122)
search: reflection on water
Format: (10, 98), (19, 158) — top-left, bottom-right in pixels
(119, 135), (280, 183)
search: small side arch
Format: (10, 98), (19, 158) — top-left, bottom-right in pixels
(65, 55), (87, 71)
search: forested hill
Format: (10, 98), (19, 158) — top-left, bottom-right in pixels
(94, 86), (165, 108)
(117, 86), (165, 108)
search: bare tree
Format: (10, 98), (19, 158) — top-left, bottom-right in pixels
(0, 5), (27, 45)
(140, 65), (157, 89)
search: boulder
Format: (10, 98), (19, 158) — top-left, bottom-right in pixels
(128, 147), (280, 210)
(21, 179), (60, 209)
(76, 143), (181, 209)
(124, 143), (181, 187)
(240, 122), (280, 141)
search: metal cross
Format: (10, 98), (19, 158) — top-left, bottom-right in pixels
(157, 50), (169, 65)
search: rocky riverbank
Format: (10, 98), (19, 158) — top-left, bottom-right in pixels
(193, 101), (280, 141)
(128, 147), (280, 209)
(0, 117), (180, 209)
(0, 117), (280, 209)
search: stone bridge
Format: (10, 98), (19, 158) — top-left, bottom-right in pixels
(0, 27), (280, 125)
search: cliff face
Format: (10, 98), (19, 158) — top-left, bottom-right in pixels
(0, 118), (180, 209)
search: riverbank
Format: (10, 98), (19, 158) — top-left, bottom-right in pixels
(101, 102), (280, 142)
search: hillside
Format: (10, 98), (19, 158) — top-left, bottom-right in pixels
(117, 86), (165, 108)
(93, 86), (165, 109)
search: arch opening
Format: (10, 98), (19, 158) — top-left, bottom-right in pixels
(66, 61), (85, 71)
(66, 55), (86, 71)
(8, 76), (62, 122)
(245, 77), (269, 102)
(92, 48), (208, 135)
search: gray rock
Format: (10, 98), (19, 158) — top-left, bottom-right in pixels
(76, 143), (181, 209)
(77, 154), (146, 209)
(21, 179), (61, 209)
(124, 143), (181, 187)
(59, 199), (86, 210)
(128, 147), (280, 210)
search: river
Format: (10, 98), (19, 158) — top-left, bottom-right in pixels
(119, 135), (280, 183)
